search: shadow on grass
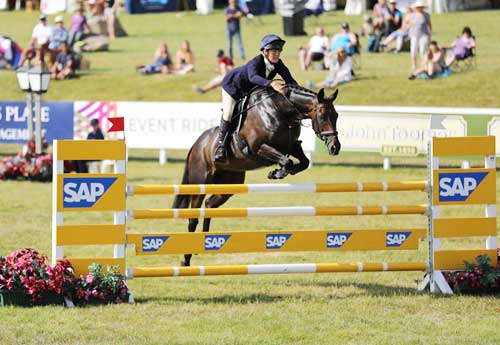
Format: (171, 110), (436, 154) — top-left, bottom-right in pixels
(134, 293), (286, 305)
(131, 280), (452, 305)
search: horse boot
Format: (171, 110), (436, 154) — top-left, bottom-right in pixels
(214, 119), (231, 163)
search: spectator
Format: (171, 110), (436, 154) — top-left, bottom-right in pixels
(0, 35), (22, 69)
(88, 118), (105, 140)
(409, 0), (432, 70)
(329, 22), (358, 57)
(304, 0), (324, 18)
(408, 41), (446, 80)
(19, 15), (53, 67)
(136, 43), (174, 75)
(104, 0), (117, 40)
(224, 0), (245, 61)
(49, 16), (69, 65)
(306, 48), (353, 90)
(51, 42), (75, 80)
(373, 0), (388, 33)
(69, 7), (91, 48)
(384, 0), (402, 36)
(445, 26), (476, 67)
(175, 40), (195, 74)
(85, 0), (105, 16)
(193, 49), (234, 94)
(73, 118), (104, 173)
(299, 27), (329, 71)
(381, 4), (413, 52)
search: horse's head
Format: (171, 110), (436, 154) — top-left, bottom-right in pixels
(311, 88), (341, 155)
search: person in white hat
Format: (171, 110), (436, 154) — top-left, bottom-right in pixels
(19, 14), (53, 66)
(409, 0), (432, 70)
(49, 15), (69, 65)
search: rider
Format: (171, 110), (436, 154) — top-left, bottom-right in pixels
(214, 34), (298, 163)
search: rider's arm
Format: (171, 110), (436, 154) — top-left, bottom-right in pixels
(276, 61), (298, 85)
(247, 58), (272, 87)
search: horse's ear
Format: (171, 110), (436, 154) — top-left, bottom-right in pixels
(329, 89), (339, 102)
(317, 88), (325, 102)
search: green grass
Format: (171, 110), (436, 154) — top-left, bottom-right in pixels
(1, 10), (500, 345)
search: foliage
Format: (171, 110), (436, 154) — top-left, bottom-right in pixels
(73, 263), (130, 304)
(0, 248), (74, 302)
(0, 248), (130, 305)
(444, 250), (500, 294)
(0, 140), (52, 182)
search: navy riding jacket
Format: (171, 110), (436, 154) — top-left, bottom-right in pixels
(222, 54), (298, 99)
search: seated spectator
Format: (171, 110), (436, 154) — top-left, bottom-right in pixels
(306, 48), (353, 90)
(0, 35), (22, 69)
(193, 49), (234, 94)
(373, 0), (388, 33)
(85, 0), (105, 16)
(136, 43), (174, 75)
(19, 15), (53, 67)
(304, 0), (324, 17)
(384, 0), (402, 36)
(51, 42), (75, 80)
(381, 4), (413, 52)
(445, 26), (475, 67)
(69, 7), (92, 48)
(299, 27), (329, 71)
(49, 16), (69, 66)
(175, 40), (195, 74)
(329, 22), (358, 57)
(409, 41), (446, 80)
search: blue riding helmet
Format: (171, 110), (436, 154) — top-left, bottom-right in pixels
(260, 34), (286, 51)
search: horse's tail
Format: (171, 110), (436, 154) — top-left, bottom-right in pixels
(172, 150), (192, 209)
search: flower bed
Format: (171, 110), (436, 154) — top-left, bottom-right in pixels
(444, 249), (500, 294)
(0, 248), (130, 307)
(0, 139), (53, 182)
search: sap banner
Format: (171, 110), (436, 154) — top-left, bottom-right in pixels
(113, 101), (316, 153)
(0, 102), (73, 144)
(336, 113), (467, 153)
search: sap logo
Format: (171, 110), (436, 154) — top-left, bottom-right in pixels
(142, 236), (169, 252)
(266, 234), (292, 249)
(63, 177), (117, 208)
(205, 235), (231, 250)
(326, 233), (352, 248)
(386, 232), (411, 247)
(438, 172), (488, 202)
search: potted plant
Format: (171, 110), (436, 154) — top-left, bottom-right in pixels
(0, 248), (74, 306)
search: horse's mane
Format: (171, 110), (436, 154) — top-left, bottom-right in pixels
(286, 84), (317, 98)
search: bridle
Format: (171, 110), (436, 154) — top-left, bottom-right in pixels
(309, 102), (339, 142)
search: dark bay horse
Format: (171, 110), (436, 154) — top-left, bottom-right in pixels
(173, 85), (341, 266)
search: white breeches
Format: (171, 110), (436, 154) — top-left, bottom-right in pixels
(222, 88), (236, 122)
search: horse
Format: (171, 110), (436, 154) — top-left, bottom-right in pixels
(173, 84), (341, 266)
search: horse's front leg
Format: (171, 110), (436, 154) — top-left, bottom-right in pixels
(287, 141), (310, 175)
(256, 144), (293, 179)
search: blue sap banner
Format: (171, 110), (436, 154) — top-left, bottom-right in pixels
(0, 101), (73, 144)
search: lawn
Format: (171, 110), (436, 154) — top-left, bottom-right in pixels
(0, 9), (500, 345)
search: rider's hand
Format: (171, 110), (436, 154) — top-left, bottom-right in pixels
(271, 81), (286, 94)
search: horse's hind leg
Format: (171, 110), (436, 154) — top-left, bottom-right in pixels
(181, 194), (205, 267)
(202, 171), (245, 232)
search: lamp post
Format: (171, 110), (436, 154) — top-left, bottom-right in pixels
(15, 65), (34, 144)
(28, 64), (51, 154)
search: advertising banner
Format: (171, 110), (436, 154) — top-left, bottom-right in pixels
(337, 113), (467, 154)
(0, 101), (73, 144)
(83, 101), (316, 153)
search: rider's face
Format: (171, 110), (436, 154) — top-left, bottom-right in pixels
(263, 49), (281, 63)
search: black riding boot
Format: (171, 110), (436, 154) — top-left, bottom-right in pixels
(214, 119), (231, 163)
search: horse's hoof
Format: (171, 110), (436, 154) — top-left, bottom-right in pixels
(180, 261), (190, 267)
(268, 171), (277, 179)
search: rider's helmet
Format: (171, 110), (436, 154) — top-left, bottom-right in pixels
(260, 34), (286, 51)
